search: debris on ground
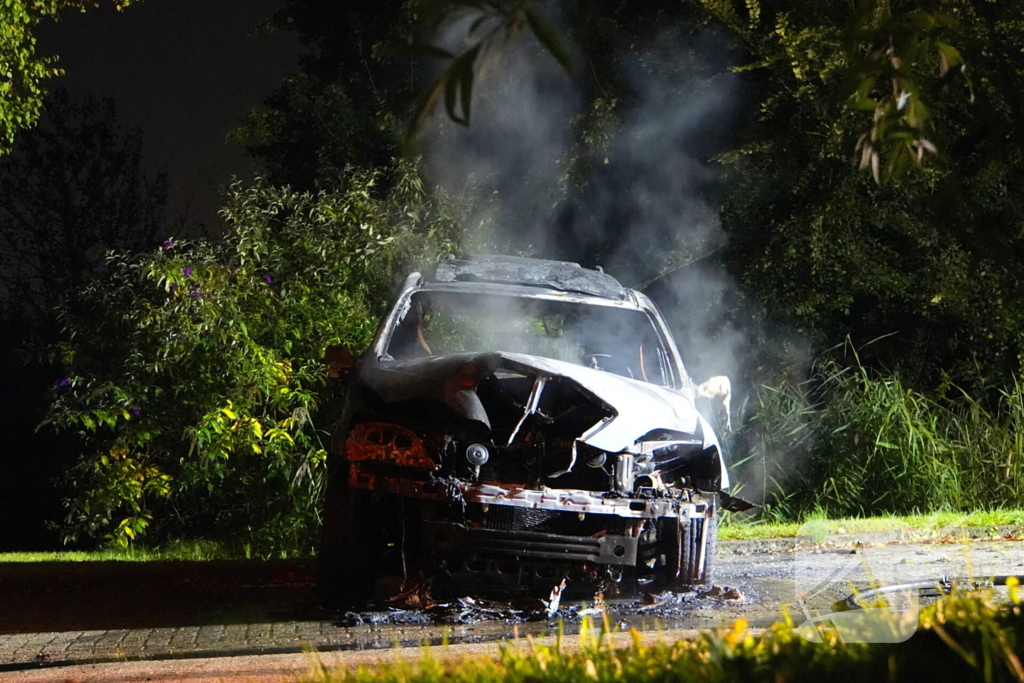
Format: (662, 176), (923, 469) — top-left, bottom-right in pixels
(700, 585), (744, 601)
(336, 610), (434, 627)
(334, 581), (755, 628)
(435, 596), (545, 624)
(545, 578), (567, 617)
(388, 579), (437, 610)
(723, 587), (744, 601)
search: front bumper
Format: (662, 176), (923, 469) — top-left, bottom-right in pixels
(425, 521), (639, 566)
(348, 463), (714, 570)
(348, 463), (713, 521)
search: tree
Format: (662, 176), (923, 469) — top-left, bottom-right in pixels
(0, 89), (166, 329)
(232, 0), (412, 190)
(0, 88), (164, 551)
(243, 0), (1024, 392)
(0, 0), (136, 155)
(412, 0), (968, 180)
(700, 0), (1024, 389)
(412, 0), (1024, 388)
(45, 162), (464, 553)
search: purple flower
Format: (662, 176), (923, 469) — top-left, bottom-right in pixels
(58, 378), (70, 388)
(263, 275), (274, 284)
(191, 289), (202, 298)
(130, 407), (142, 417)
(184, 266), (193, 277)
(162, 239), (176, 250)
(91, 267), (100, 274)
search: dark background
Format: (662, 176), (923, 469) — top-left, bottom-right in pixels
(37, 0), (300, 231)
(1, 0), (298, 550)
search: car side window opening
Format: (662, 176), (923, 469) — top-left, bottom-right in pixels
(386, 291), (672, 386)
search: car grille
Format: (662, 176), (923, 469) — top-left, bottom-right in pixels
(483, 505), (560, 531)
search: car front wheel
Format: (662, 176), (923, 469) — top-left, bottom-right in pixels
(663, 509), (717, 588)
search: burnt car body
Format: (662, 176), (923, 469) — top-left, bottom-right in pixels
(319, 256), (732, 607)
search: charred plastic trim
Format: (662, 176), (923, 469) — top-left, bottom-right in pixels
(347, 463), (712, 520)
(426, 522), (639, 566)
(429, 255), (629, 301)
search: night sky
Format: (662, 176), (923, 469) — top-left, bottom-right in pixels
(37, 0), (301, 232)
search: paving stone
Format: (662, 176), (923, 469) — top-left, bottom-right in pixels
(271, 621), (301, 636)
(245, 623), (274, 639)
(0, 619), (375, 669)
(167, 626), (201, 648)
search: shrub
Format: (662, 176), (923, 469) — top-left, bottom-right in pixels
(45, 162), (463, 554)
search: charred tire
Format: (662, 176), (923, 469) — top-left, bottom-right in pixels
(318, 479), (422, 611)
(318, 483), (375, 611)
(665, 513), (717, 588)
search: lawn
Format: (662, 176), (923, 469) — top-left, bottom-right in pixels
(720, 509), (1024, 541)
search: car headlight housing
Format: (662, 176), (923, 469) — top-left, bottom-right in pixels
(345, 422), (436, 469)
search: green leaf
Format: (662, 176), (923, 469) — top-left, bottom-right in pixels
(444, 63), (462, 124)
(523, 6), (572, 74)
(443, 45), (481, 126)
(459, 45), (480, 124)
(406, 71), (448, 144)
(936, 42), (963, 75)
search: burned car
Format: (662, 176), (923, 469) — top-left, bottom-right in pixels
(319, 255), (732, 608)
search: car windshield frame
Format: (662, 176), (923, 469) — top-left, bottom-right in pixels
(374, 283), (685, 389)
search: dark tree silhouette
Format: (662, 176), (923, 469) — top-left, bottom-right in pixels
(0, 89), (166, 330)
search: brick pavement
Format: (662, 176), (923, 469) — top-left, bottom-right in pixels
(0, 619), (431, 671)
(0, 617), (581, 672)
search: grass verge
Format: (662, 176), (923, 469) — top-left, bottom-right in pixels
(309, 591), (1024, 683)
(0, 539), (230, 562)
(719, 509), (1024, 540)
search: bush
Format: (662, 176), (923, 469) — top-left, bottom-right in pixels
(45, 162), (463, 554)
(734, 344), (1024, 521)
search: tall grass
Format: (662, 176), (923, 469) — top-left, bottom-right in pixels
(733, 348), (1024, 522)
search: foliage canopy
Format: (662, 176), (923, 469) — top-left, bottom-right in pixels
(32, 0), (1024, 547)
(0, 0), (136, 155)
(45, 163), (463, 551)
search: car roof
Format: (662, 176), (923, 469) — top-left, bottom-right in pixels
(425, 255), (630, 301)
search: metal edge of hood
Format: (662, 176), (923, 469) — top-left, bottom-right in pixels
(696, 412), (730, 491)
(493, 352), (702, 453)
(362, 351), (706, 456)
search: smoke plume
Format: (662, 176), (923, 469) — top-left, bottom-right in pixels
(418, 7), (809, 503)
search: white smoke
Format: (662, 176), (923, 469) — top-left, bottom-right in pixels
(420, 8), (579, 252)
(418, 8), (810, 502)
(421, 17), (743, 370)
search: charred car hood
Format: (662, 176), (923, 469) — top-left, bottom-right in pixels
(362, 352), (702, 453)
